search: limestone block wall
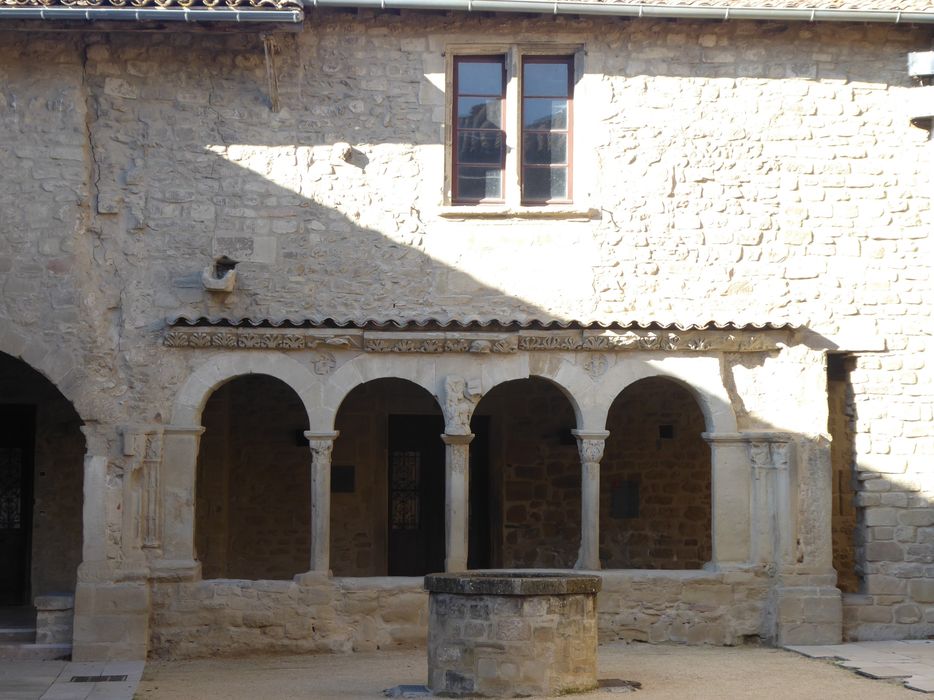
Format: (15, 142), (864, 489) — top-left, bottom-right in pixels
(148, 569), (769, 659)
(149, 576), (429, 658)
(601, 377), (711, 570)
(843, 354), (934, 639)
(195, 375), (311, 580)
(597, 570), (770, 645)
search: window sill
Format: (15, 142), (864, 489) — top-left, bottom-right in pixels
(438, 205), (599, 221)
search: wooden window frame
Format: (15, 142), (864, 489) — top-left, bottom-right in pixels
(452, 55), (507, 205)
(519, 55), (574, 206)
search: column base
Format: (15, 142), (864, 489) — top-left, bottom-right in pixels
(72, 580), (151, 661)
(770, 582), (842, 646)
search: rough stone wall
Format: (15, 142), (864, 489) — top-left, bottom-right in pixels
(843, 353), (934, 640)
(149, 576), (428, 658)
(0, 354), (84, 599)
(475, 378), (580, 569)
(331, 379), (443, 576)
(598, 570), (769, 645)
(600, 377), (711, 570)
(195, 375), (310, 580)
(148, 569), (769, 659)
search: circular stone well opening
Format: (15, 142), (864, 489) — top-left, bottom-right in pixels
(425, 572), (601, 697)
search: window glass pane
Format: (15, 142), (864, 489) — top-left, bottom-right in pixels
(523, 98), (568, 130)
(457, 166), (502, 200)
(458, 61), (503, 95)
(523, 62), (570, 97)
(523, 167), (567, 201)
(458, 131), (504, 165)
(457, 97), (503, 129)
(523, 133), (567, 165)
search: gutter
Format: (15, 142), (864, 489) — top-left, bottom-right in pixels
(0, 6), (303, 21)
(304, 0), (934, 24)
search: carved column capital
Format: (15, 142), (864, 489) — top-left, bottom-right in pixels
(441, 375), (482, 436)
(572, 429), (610, 465)
(305, 430), (340, 460)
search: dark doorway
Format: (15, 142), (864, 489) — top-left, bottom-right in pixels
(468, 416), (491, 570)
(0, 405), (35, 605)
(388, 415), (445, 576)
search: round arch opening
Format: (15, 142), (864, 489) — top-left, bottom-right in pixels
(331, 378), (445, 577)
(195, 374), (310, 581)
(600, 376), (711, 570)
(0, 352), (85, 608)
(471, 376), (580, 569)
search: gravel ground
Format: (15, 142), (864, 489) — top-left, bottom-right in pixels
(135, 642), (918, 699)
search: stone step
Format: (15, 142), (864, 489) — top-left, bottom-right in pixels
(0, 626), (35, 643)
(0, 642), (71, 661)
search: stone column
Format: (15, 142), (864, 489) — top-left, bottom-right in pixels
(702, 433), (751, 569)
(442, 433), (474, 572)
(306, 431), (339, 574)
(572, 430), (609, 571)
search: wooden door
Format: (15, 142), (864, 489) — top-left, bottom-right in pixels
(388, 415), (445, 576)
(0, 405), (34, 605)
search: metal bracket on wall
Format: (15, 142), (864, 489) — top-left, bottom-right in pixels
(263, 34), (281, 113)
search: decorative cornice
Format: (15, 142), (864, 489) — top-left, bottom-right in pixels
(0, 0), (302, 9)
(165, 327), (789, 353)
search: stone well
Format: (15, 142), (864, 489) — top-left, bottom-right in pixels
(425, 572), (601, 697)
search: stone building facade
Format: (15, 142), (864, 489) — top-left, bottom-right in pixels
(0, 0), (932, 661)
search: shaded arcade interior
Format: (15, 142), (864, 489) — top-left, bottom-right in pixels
(0, 352), (84, 608)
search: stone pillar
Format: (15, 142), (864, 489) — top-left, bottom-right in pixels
(702, 432), (752, 569)
(745, 433), (796, 567)
(442, 433), (473, 572)
(81, 447), (108, 566)
(73, 423), (151, 662)
(155, 424), (205, 578)
(572, 430), (609, 571)
(306, 431), (339, 574)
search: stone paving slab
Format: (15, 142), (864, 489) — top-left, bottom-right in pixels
(787, 641), (934, 693)
(0, 660), (143, 700)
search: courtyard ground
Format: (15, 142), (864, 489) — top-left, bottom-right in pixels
(133, 642), (921, 699)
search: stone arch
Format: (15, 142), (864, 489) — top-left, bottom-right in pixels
(320, 356), (440, 433)
(483, 370), (584, 430)
(595, 358), (737, 436)
(171, 351), (318, 427)
(472, 374), (583, 568)
(600, 375), (713, 570)
(0, 321), (95, 422)
(330, 375), (446, 576)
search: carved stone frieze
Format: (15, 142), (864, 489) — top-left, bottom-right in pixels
(2, 0), (301, 10)
(165, 327), (786, 354)
(164, 327), (362, 351)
